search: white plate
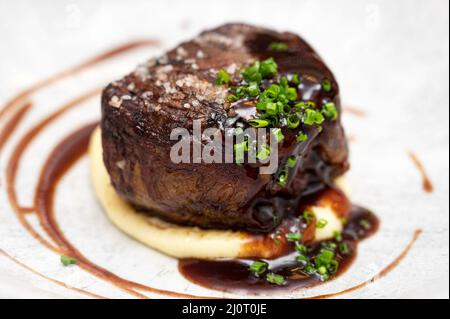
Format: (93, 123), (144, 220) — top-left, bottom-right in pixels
(0, 0), (448, 299)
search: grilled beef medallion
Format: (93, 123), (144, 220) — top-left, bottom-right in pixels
(101, 23), (349, 233)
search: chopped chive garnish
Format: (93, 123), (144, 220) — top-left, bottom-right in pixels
(268, 42), (289, 52)
(256, 101), (267, 111)
(295, 243), (307, 254)
(333, 230), (343, 242)
(286, 232), (302, 242)
(296, 101), (316, 109)
(248, 119), (270, 127)
(306, 101), (317, 108)
(339, 242), (350, 254)
(296, 254), (309, 264)
(295, 101), (306, 109)
(277, 170), (288, 187)
(305, 265), (316, 274)
(256, 145), (271, 161)
(242, 62), (262, 84)
(234, 141), (247, 163)
(304, 108), (325, 125)
(291, 73), (300, 85)
(316, 219), (328, 229)
(321, 79), (332, 92)
(303, 210), (315, 223)
(328, 260), (339, 274)
(287, 113), (300, 128)
(249, 261), (268, 276)
(226, 94), (238, 102)
(296, 132), (308, 142)
(247, 82), (260, 97)
(286, 87), (298, 101)
(317, 266), (327, 275)
(217, 56), (339, 186)
(266, 102), (278, 116)
(287, 156), (297, 168)
(215, 68), (230, 85)
(273, 128), (284, 143)
(236, 86), (247, 97)
(265, 84), (280, 99)
(279, 76), (288, 88)
(266, 273), (286, 285)
(322, 101), (338, 120)
(61, 256), (78, 266)
(315, 250), (334, 267)
(259, 58), (278, 78)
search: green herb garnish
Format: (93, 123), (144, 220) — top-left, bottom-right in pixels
(287, 156), (297, 168)
(215, 68), (230, 85)
(265, 84), (280, 99)
(256, 145), (271, 161)
(285, 87), (298, 101)
(296, 132), (308, 142)
(315, 250), (334, 268)
(317, 266), (327, 275)
(61, 256), (78, 266)
(321, 79), (332, 92)
(295, 243), (307, 254)
(248, 119), (270, 127)
(304, 108), (325, 125)
(303, 210), (315, 223)
(268, 42), (289, 52)
(218, 56), (340, 194)
(272, 128), (284, 143)
(333, 230), (343, 242)
(316, 219), (328, 229)
(277, 170), (288, 187)
(259, 58), (278, 78)
(242, 62), (262, 84)
(234, 141), (247, 163)
(286, 232), (302, 242)
(322, 101), (338, 120)
(339, 242), (350, 255)
(291, 73), (300, 85)
(287, 113), (300, 128)
(266, 273), (286, 285)
(249, 261), (268, 276)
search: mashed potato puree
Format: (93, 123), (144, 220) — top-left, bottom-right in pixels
(89, 127), (348, 259)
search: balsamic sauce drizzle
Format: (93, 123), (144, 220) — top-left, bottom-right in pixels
(408, 151), (434, 193)
(179, 205), (379, 293)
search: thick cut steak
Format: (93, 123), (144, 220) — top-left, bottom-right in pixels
(101, 23), (349, 232)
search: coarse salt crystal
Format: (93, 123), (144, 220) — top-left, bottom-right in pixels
(109, 96), (122, 108)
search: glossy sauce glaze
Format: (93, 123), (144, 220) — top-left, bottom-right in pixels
(179, 204), (379, 292)
(223, 40), (350, 233)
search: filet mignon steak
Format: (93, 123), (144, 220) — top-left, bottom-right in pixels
(101, 23), (349, 232)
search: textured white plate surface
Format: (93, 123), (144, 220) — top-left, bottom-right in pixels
(0, 0), (448, 298)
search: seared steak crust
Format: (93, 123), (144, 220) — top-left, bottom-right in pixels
(101, 23), (349, 232)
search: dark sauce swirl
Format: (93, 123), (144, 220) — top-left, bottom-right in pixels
(179, 205), (379, 293)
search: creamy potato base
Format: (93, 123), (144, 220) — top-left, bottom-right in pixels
(90, 127), (348, 259)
